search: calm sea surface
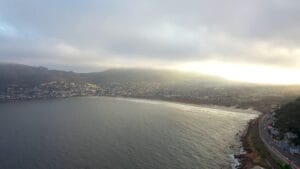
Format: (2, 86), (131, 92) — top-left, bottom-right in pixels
(0, 97), (258, 169)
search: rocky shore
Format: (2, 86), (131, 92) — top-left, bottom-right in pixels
(235, 119), (260, 169)
(235, 114), (280, 169)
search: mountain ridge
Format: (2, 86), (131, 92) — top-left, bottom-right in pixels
(0, 63), (231, 88)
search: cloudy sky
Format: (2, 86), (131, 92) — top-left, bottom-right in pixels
(0, 0), (300, 84)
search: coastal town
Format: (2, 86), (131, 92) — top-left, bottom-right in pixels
(1, 0), (300, 168)
(0, 81), (99, 101)
(1, 80), (300, 168)
(262, 112), (300, 168)
(1, 80), (299, 109)
(266, 113), (299, 156)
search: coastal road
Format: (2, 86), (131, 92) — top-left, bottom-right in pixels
(259, 113), (300, 169)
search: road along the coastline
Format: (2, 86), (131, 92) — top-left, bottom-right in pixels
(259, 113), (300, 169)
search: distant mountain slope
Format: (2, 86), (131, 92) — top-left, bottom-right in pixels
(0, 63), (78, 89)
(0, 64), (230, 89)
(79, 68), (230, 85)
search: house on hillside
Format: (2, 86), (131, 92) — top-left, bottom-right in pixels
(289, 146), (300, 155)
(267, 125), (279, 137)
(286, 132), (298, 140)
(276, 140), (289, 151)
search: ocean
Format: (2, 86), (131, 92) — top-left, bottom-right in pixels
(0, 97), (258, 169)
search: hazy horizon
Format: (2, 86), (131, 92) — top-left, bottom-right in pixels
(1, 0), (300, 84)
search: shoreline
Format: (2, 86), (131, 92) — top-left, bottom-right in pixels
(81, 96), (267, 169)
(115, 96), (261, 115)
(235, 118), (260, 169)
(0, 95), (264, 169)
(115, 97), (263, 169)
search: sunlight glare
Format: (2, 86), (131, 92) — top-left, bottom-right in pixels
(178, 61), (300, 84)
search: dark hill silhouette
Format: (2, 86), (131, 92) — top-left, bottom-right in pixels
(0, 63), (231, 89)
(0, 63), (78, 89)
(79, 68), (229, 85)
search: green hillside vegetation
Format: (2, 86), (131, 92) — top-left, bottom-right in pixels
(275, 97), (300, 145)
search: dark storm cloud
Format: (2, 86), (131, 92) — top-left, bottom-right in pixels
(0, 0), (300, 71)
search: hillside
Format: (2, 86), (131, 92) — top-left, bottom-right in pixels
(0, 63), (231, 89)
(79, 68), (230, 85)
(0, 63), (79, 89)
(275, 97), (300, 145)
(1, 63), (300, 110)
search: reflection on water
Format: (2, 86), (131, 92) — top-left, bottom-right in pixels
(0, 97), (258, 169)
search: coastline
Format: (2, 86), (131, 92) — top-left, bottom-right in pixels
(90, 96), (263, 169)
(235, 113), (281, 169)
(235, 118), (260, 169)
(116, 96), (260, 115)
(0, 96), (265, 169)
(116, 97), (264, 169)
(88, 97), (268, 169)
